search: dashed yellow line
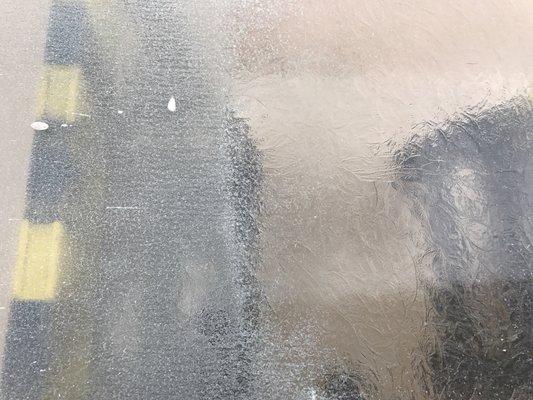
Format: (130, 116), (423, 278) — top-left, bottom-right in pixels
(12, 220), (65, 301)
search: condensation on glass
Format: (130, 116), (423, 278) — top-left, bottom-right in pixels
(0, 1), (531, 399)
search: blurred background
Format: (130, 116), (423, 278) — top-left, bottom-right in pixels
(0, 1), (531, 399)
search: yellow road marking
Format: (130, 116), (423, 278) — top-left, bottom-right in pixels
(12, 220), (65, 301)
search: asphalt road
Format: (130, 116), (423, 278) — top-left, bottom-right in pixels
(1, 2), (260, 398)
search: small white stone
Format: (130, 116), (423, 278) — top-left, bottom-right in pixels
(31, 121), (49, 131)
(167, 96), (176, 112)
(117, 110), (124, 114)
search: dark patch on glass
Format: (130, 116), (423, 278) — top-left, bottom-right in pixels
(395, 96), (533, 399)
(25, 125), (75, 224)
(45, 2), (89, 66)
(2, 301), (54, 400)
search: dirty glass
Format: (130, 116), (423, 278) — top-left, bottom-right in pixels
(1, 1), (532, 399)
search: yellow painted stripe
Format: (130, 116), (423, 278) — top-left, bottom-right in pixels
(12, 220), (65, 301)
(36, 65), (83, 123)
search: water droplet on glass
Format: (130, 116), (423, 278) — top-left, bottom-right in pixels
(167, 96), (176, 112)
(30, 121), (49, 131)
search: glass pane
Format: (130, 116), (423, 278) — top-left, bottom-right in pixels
(1, 1), (532, 399)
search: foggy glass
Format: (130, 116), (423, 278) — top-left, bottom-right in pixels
(0, 1), (531, 399)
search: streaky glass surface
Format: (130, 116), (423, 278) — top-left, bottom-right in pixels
(0, 1), (531, 399)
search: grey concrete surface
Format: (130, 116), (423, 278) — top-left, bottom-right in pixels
(0, 0), (51, 370)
